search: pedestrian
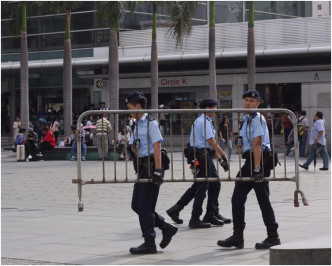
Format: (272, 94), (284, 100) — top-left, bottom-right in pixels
(50, 118), (61, 144)
(12, 116), (21, 147)
(85, 128), (94, 146)
(218, 116), (233, 161)
(125, 91), (177, 255)
(281, 113), (293, 148)
(117, 125), (130, 160)
(99, 101), (110, 110)
(37, 126), (56, 157)
(167, 99), (231, 229)
(25, 128), (39, 161)
(285, 128), (295, 156)
(86, 115), (95, 126)
(217, 90), (280, 250)
(299, 111), (329, 171)
(96, 114), (112, 159)
(68, 125), (87, 161)
(297, 110), (309, 157)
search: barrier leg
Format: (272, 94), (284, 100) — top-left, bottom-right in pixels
(294, 189), (309, 207)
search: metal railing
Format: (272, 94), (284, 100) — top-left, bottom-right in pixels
(72, 108), (308, 211)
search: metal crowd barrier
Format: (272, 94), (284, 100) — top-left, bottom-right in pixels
(72, 108), (308, 211)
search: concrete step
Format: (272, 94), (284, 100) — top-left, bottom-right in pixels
(270, 237), (331, 265)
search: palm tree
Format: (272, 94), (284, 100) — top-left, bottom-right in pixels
(40, 2), (81, 137)
(96, 2), (135, 137)
(4, 2), (38, 130)
(150, 2), (159, 110)
(20, 2), (29, 130)
(208, 1), (217, 101)
(150, 1), (198, 110)
(247, 1), (256, 91)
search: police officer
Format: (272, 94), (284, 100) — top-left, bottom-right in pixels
(125, 91), (177, 255)
(167, 99), (230, 228)
(217, 90), (280, 249)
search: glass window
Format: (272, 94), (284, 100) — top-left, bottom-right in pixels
(71, 31), (94, 48)
(192, 3), (207, 25)
(41, 33), (64, 50)
(72, 2), (95, 12)
(27, 17), (39, 34)
(1, 20), (10, 37)
(247, 1), (312, 20)
(28, 35), (39, 51)
(215, 2), (243, 23)
(317, 4), (322, 10)
(71, 12), (94, 31)
(95, 29), (110, 46)
(40, 15), (65, 33)
(1, 37), (20, 53)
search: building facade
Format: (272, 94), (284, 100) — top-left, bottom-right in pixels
(1, 1), (331, 151)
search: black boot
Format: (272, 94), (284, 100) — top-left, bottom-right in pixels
(129, 238), (157, 254)
(215, 210), (232, 224)
(203, 210), (224, 226)
(217, 229), (244, 249)
(189, 217), (211, 229)
(166, 204), (184, 224)
(255, 231), (281, 249)
(159, 221), (178, 249)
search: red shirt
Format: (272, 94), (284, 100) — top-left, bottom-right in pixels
(43, 131), (56, 147)
(283, 116), (293, 129)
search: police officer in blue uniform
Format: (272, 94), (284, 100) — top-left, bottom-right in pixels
(167, 99), (231, 228)
(217, 90), (281, 249)
(126, 91), (178, 254)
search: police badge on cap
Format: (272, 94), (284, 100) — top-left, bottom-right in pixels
(199, 98), (218, 109)
(125, 91), (145, 104)
(242, 90), (260, 99)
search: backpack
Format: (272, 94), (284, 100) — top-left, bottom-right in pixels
(15, 134), (24, 146)
(297, 117), (305, 138)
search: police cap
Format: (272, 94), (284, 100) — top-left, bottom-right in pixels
(28, 128), (34, 132)
(125, 91), (145, 104)
(199, 98), (218, 109)
(242, 90), (260, 99)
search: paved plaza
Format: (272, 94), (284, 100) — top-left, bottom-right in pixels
(1, 150), (331, 265)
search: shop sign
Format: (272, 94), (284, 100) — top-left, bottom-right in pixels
(160, 77), (188, 87)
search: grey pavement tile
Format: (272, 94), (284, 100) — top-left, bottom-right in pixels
(1, 247), (48, 260)
(27, 251), (98, 264)
(1, 151), (331, 265)
(69, 254), (146, 265)
(1, 232), (44, 241)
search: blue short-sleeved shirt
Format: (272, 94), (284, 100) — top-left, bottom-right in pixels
(309, 119), (326, 145)
(241, 112), (271, 152)
(129, 113), (163, 158)
(190, 114), (215, 149)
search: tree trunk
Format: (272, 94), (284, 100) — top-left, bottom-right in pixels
(209, 27), (217, 100)
(63, 9), (72, 137)
(247, 1), (256, 91)
(209, 1), (217, 101)
(63, 38), (72, 137)
(109, 29), (119, 138)
(151, 4), (158, 110)
(20, 30), (29, 129)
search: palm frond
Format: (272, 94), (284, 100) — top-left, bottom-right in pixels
(165, 1), (198, 47)
(96, 2), (127, 30)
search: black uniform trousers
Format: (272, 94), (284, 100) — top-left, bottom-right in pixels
(232, 158), (278, 232)
(177, 153), (221, 218)
(131, 163), (164, 240)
